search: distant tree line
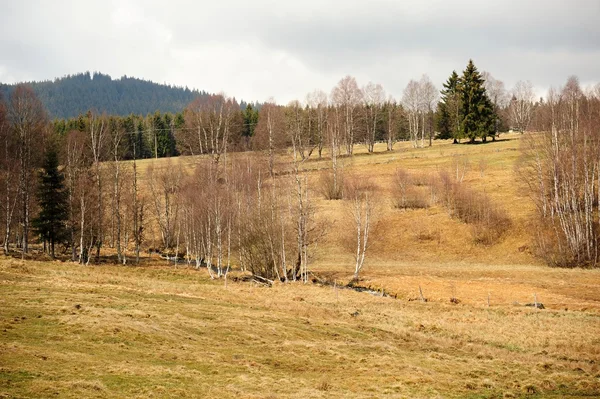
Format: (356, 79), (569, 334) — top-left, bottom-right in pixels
(0, 72), (210, 118)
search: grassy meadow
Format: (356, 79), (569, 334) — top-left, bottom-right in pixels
(2, 134), (600, 398)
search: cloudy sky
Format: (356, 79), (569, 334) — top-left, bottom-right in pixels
(1, 0), (598, 103)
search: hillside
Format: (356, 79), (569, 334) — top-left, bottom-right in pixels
(2, 135), (600, 398)
(0, 72), (209, 118)
(134, 133), (537, 271)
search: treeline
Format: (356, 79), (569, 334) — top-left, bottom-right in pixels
(1, 60), (598, 270)
(0, 72), (210, 118)
(40, 60), (543, 164)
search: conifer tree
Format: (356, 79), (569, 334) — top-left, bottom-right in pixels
(33, 145), (68, 258)
(242, 104), (259, 138)
(437, 70), (462, 142)
(459, 60), (496, 142)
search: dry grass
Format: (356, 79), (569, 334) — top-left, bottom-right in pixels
(1, 258), (599, 398)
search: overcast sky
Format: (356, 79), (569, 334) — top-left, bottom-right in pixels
(1, 0), (598, 104)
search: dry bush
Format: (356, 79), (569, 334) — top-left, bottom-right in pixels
(433, 171), (511, 245)
(344, 174), (378, 201)
(396, 187), (430, 210)
(451, 155), (470, 182)
(411, 171), (431, 187)
(318, 169), (344, 200)
(393, 169), (430, 209)
(393, 168), (411, 207)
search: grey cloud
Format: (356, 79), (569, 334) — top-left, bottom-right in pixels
(0, 0), (598, 103)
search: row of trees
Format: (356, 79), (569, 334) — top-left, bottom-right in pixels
(0, 82), (382, 279)
(48, 60), (539, 169)
(522, 77), (600, 267)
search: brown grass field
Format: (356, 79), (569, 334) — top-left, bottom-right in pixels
(2, 134), (600, 398)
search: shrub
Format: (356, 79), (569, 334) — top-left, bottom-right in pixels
(433, 172), (511, 245)
(393, 169), (430, 209)
(396, 187), (430, 209)
(318, 169), (344, 200)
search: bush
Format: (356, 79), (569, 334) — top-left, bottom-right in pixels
(318, 169), (344, 200)
(393, 169), (430, 209)
(344, 174), (378, 200)
(433, 171), (511, 245)
(396, 186), (430, 209)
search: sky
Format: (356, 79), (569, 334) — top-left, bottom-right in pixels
(1, 0), (599, 104)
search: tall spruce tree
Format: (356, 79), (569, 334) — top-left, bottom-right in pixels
(459, 60), (496, 142)
(242, 104), (259, 138)
(436, 70), (462, 142)
(33, 145), (68, 258)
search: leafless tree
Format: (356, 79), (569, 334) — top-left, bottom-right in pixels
(8, 85), (48, 256)
(510, 80), (535, 132)
(0, 93), (18, 254)
(63, 130), (88, 261)
(147, 161), (182, 250)
(130, 132), (144, 264)
(402, 79), (421, 148)
(419, 75), (438, 147)
(520, 76), (600, 266)
(346, 180), (376, 280)
(319, 105), (345, 200)
(184, 94), (240, 166)
(289, 117), (314, 283)
(108, 119), (127, 263)
(384, 96), (401, 151)
(306, 90), (328, 158)
(86, 111), (108, 262)
(253, 100), (285, 177)
(482, 71), (509, 139)
(331, 76), (362, 155)
(286, 100), (315, 161)
(363, 82), (386, 153)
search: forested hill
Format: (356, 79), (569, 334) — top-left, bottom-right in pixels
(0, 72), (211, 118)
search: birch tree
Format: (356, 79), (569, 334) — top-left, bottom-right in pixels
(321, 105), (344, 200)
(482, 71), (508, 138)
(109, 119), (126, 263)
(147, 161), (182, 250)
(510, 80), (535, 132)
(521, 76), (600, 266)
(347, 184), (376, 280)
(184, 94), (240, 166)
(363, 82), (386, 153)
(0, 93), (18, 254)
(384, 96), (400, 151)
(331, 76), (362, 155)
(419, 75), (438, 147)
(306, 90), (328, 158)
(64, 130), (89, 261)
(402, 80), (421, 148)
(8, 85), (48, 256)
(87, 111), (107, 262)
(253, 101), (284, 177)
(288, 112), (313, 282)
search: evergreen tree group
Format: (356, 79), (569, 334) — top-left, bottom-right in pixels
(32, 145), (68, 258)
(0, 72), (209, 119)
(437, 60), (497, 143)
